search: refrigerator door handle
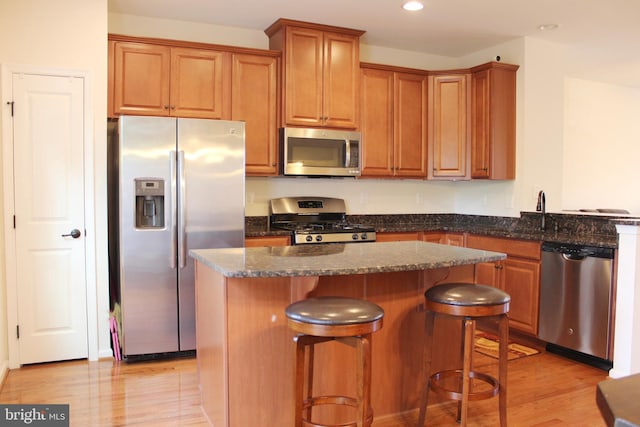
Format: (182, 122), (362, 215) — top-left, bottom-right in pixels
(170, 150), (177, 269)
(178, 150), (187, 269)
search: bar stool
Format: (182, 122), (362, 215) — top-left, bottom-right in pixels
(285, 296), (384, 427)
(417, 283), (510, 427)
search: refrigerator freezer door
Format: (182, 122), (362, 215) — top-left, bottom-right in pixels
(119, 116), (179, 356)
(176, 118), (245, 350)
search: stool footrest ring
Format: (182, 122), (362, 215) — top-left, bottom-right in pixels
(430, 369), (499, 401)
(301, 395), (373, 427)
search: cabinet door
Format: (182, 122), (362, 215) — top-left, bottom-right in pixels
(501, 257), (540, 335)
(442, 232), (465, 247)
(360, 67), (394, 177)
(470, 64), (518, 180)
(470, 69), (491, 178)
(376, 232), (422, 242)
(232, 54), (279, 176)
(422, 232), (443, 244)
(284, 27), (324, 126)
(108, 40), (115, 118)
(428, 74), (470, 179)
(245, 236), (290, 247)
(474, 261), (501, 288)
(113, 42), (171, 116)
(323, 32), (360, 129)
(395, 72), (428, 177)
(170, 48), (230, 119)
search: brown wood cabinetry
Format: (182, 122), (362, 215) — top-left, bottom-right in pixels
(360, 64), (428, 178)
(376, 231), (422, 242)
(112, 41), (229, 118)
(266, 19), (364, 129)
(231, 54), (279, 175)
(244, 236), (290, 247)
(470, 62), (519, 179)
(423, 231), (465, 246)
(466, 234), (541, 335)
(428, 72), (471, 179)
(108, 35), (281, 176)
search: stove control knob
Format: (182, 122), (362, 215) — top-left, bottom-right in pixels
(315, 235), (323, 242)
(305, 235), (313, 242)
(361, 233), (368, 240)
(352, 233), (359, 241)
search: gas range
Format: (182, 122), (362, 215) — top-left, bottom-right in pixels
(269, 197), (376, 245)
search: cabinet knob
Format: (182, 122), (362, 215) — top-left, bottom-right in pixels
(163, 105), (169, 109)
(171, 105), (176, 110)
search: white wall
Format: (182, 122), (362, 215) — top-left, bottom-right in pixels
(563, 78), (640, 214)
(0, 0), (111, 367)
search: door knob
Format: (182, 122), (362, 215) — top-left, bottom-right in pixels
(61, 229), (81, 239)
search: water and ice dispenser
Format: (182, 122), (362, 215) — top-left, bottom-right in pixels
(135, 179), (165, 229)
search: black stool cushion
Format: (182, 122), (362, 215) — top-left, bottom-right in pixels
(285, 296), (384, 326)
(425, 283), (510, 306)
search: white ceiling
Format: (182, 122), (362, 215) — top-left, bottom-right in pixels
(108, 0), (640, 88)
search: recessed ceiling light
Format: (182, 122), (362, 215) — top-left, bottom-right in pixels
(538, 24), (559, 31)
(402, 0), (424, 11)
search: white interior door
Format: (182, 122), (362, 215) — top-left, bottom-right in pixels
(11, 73), (88, 364)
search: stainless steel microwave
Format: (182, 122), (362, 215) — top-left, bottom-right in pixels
(280, 127), (361, 177)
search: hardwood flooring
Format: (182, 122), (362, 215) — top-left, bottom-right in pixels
(0, 350), (609, 426)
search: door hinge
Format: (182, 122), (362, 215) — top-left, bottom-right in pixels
(16, 325), (19, 339)
(6, 101), (14, 117)
(13, 215), (16, 229)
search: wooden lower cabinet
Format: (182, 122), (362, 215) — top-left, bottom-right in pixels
(244, 235), (290, 247)
(423, 231), (465, 246)
(466, 234), (541, 335)
(376, 231), (422, 242)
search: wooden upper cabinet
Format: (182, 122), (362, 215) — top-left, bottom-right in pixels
(266, 19), (364, 129)
(108, 40), (115, 117)
(113, 42), (171, 116)
(395, 71), (428, 177)
(360, 64), (427, 178)
(231, 53), (279, 176)
(428, 72), (471, 180)
(470, 62), (519, 180)
(112, 41), (230, 119)
(360, 66), (394, 176)
(170, 48), (230, 119)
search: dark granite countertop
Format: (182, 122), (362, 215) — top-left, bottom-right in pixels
(190, 241), (506, 278)
(246, 211), (622, 248)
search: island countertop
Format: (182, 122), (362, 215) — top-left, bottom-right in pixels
(189, 240), (506, 278)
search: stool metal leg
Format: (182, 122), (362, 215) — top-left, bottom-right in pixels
(417, 310), (435, 427)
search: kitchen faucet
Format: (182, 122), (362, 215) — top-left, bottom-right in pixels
(536, 190), (546, 230)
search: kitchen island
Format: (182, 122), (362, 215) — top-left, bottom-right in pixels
(190, 241), (506, 426)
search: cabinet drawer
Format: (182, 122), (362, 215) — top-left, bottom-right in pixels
(466, 234), (541, 260)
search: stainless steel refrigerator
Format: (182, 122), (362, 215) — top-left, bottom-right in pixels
(117, 115), (245, 358)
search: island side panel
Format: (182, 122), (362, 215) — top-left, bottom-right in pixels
(226, 276), (295, 426)
(194, 261), (229, 426)
(365, 270), (425, 416)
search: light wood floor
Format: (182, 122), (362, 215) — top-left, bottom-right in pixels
(0, 350), (609, 426)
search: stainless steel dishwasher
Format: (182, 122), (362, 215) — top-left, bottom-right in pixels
(538, 241), (614, 361)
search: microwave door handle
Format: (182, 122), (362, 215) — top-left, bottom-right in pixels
(344, 139), (351, 167)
